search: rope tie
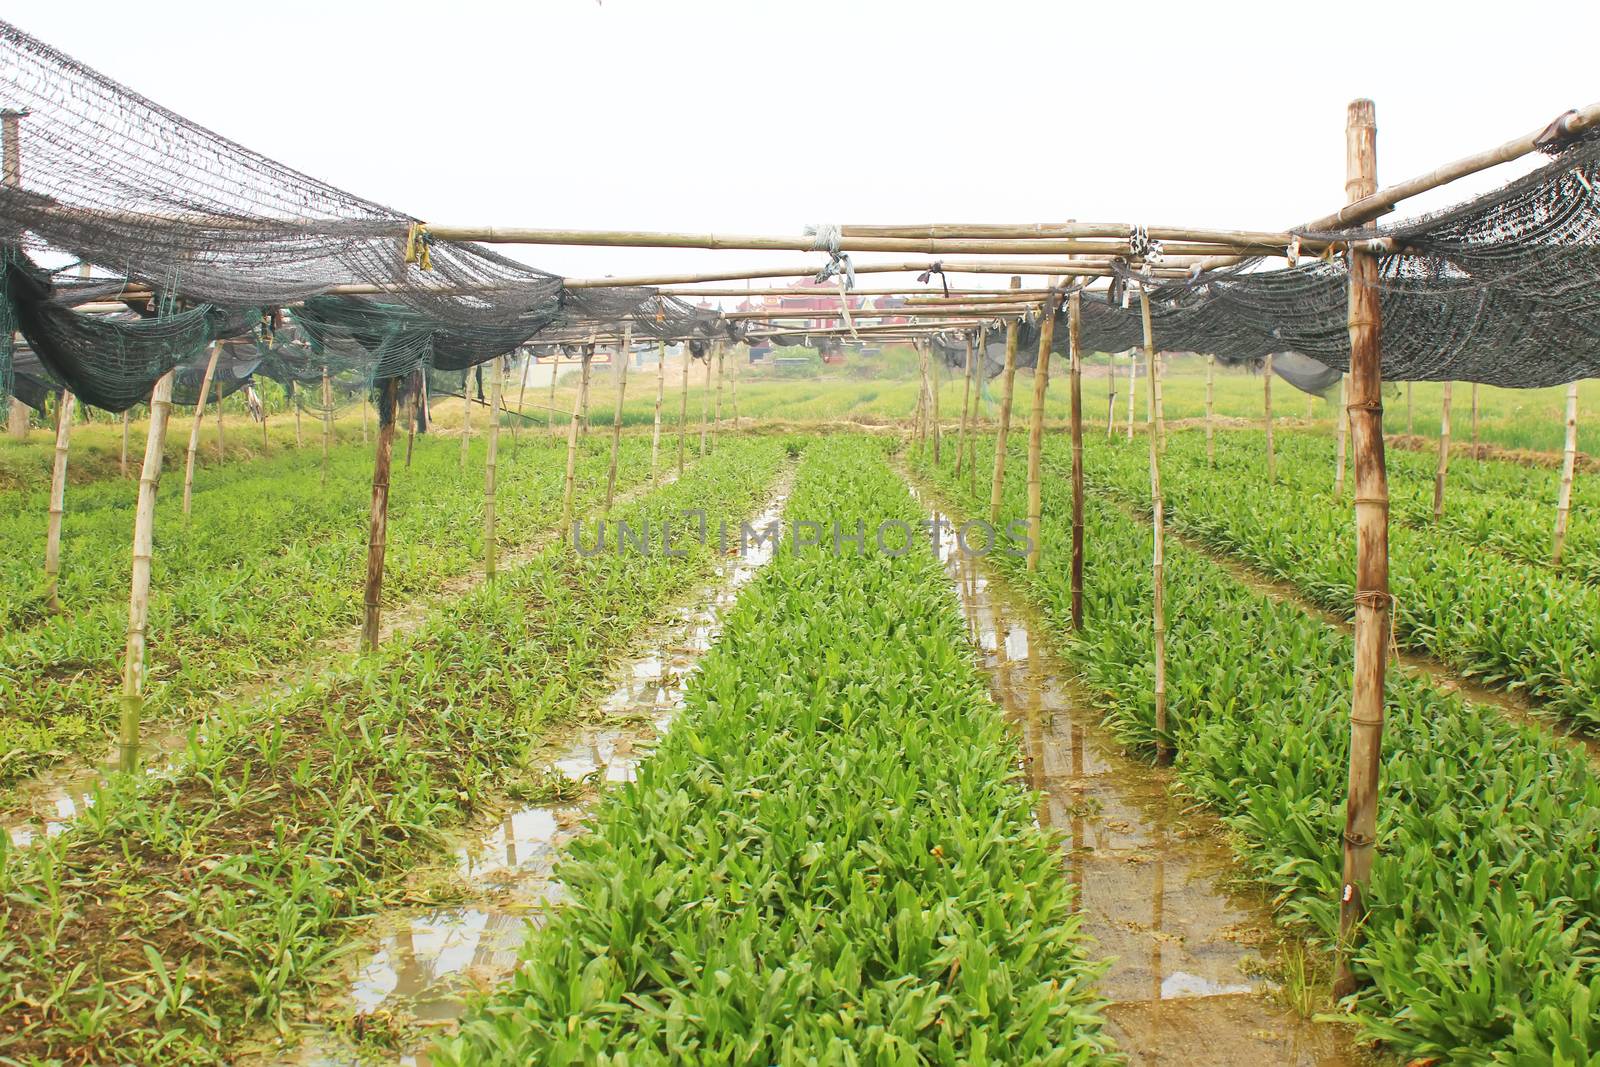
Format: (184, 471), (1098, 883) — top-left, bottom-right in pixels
(404, 222), (433, 271)
(916, 261), (950, 298)
(1286, 234), (1301, 267)
(813, 250), (856, 290)
(1342, 830), (1375, 849)
(804, 223), (842, 254)
(1346, 400), (1383, 413)
(1353, 588), (1401, 661)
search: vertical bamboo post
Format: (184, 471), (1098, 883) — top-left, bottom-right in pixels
(485, 357), (502, 580)
(931, 339), (942, 465)
(360, 377), (399, 653)
(1469, 382), (1480, 457)
(548, 349), (561, 435)
(320, 366), (333, 486)
(181, 342), (223, 516)
(1154, 349), (1166, 454)
(461, 367), (474, 473)
(699, 341), (713, 458)
(606, 325), (632, 509)
(43, 389), (74, 613)
(1107, 349), (1119, 436)
(213, 373), (226, 461)
(1140, 291), (1170, 765)
(1335, 97), (1391, 998)
(1204, 354), (1216, 465)
(1335, 374), (1350, 498)
(121, 410), (131, 476)
(1406, 382), (1414, 436)
(711, 339), (725, 451)
(512, 352), (529, 446)
(1069, 292), (1085, 629)
(1552, 380), (1580, 566)
(731, 343), (742, 430)
(560, 347), (594, 532)
(678, 343), (690, 474)
(988, 318), (1021, 526)
(955, 332), (975, 477)
(915, 339), (931, 457)
(969, 326), (986, 494)
(1264, 353), (1276, 482)
(404, 373), (419, 468)
(1125, 352), (1136, 442)
(1433, 382), (1453, 520)
(1025, 292), (1057, 572)
(650, 338), (666, 484)
(293, 381), (303, 448)
(3, 110), (27, 442)
(118, 370), (176, 772)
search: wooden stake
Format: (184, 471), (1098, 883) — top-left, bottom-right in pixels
(120, 410), (130, 477)
(1140, 292), (1170, 765)
(1264, 353), (1276, 482)
(955, 332), (975, 477)
(915, 339), (931, 456)
(1335, 374), (1349, 498)
(461, 366), (473, 473)
(118, 370), (176, 772)
(404, 373), (418, 468)
(1335, 97), (1392, 998)
(606, 325), (631, 508)
(182, 342), (223, 516)
(580, 346), (595, 441)
(699, 342), (713, 459)
(1553, 380), (1580, 566)
(678, 344), (690, 475)
(561, 347), (594, 531)
(1433, 381), (1453, 520)
(1204, 354), (1216, 465)
(1069, 293), (1085, 629)
(988, 318), (1021, 526)
(650, 338), (666, 484)
(485, 357), (502, 580)
(43, 389), (74, 614)
(360, 377), (399, 653)
(1025, 293), (1056, 572)
(320, 366), (333, 486)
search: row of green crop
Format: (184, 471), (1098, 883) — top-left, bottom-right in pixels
(1210, 429), (1600, 584)
(0, 436), (787, 1065)
(439, 436), (1114, 1066)
(0, 433), (654, 792)
(1074, 430), (1600, 734)
(916, 437), (1600, 1064)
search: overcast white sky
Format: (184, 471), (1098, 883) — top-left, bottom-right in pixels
(8, 0), (1600, 287)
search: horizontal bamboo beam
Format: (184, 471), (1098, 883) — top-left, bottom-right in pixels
(841, 222), (1307, 248)
(660, 286), (1052, 298)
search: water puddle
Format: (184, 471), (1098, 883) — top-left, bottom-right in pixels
(920, 496), (1371, 1066)
(261, 479), (792, 1066)
(2, 727), (191, 847)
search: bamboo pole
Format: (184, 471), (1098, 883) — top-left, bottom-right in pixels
(1025, 296), (1056, 571)
(1204, 355), (1216, 464)
(1140, 292), (1170, 765)
(181, 342), (223, 516)
(650, 338), (666, 484)
(969, 326), (986, 493)
(118, 370), (176, 772)
(485, 358), (502, 580)
(1406, 382), (1413, 435)
(988, 318), (1021, 526)
(461, 366), (474, 472)
(678, 344), (690, 475)
(1335, 374), (1349, 498)
(1154, 349), (1166, 453)
(560, 348), (594, 533)
(1552, 381), (1580, 566)
(1433, 382), (1453, 520)
(3, 111), (26, 443)
(1335, 97), (1392, 998)
(1069, 293), (1085, 629)
(955, 332), (975, 477)
(213, 374), (225, 461)
(606, 325), (632, 509)
(1125, 352), (1136, 442)
(512, 352), (529, 446)
(1264, 353), (1276, 482)
(548, 351), (561, 435)
(1470, 381), (1480, 457)
(730, 343), (742, 430)
(120, 410), (130, 476)
(293, 382), (303, 447)
(361, 392), (369, 444)
(580, 346), (595, 441)
(360, 377), (399, 653)
(699, 342), (713, 458)
(915, 339), (930, 457)
(930, 338), (942, 465)
(320, 366), (333, 486)
(711, 339), (724, 451)
(404, 373), (418, 468)
(43, 389), (74, 614)
(1107, 349), (1118, 436)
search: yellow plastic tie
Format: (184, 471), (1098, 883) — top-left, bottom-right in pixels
(404, 222), (433, 271)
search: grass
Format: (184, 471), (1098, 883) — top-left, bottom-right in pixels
(0, 436), (787, 1064)
(437, 436), (1114, 1066)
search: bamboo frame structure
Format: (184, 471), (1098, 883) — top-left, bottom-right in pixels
(1553, 381), (1580, 566)
(1069, 293), (1085, 629)
(43, 389), (74, 614)
(360, 378), (399, 653)
(1204, 355), (1216, 464)
(1335, 97), (1393, 998)
(955, 332), (974, 478)
(1025, 294), (1056, 572)
(988, 318), (1021, 527)
(560, 348), (594, 533)
(1263, 352), (1276, 482)
(181, 342), (223, 516)
(606, 325), (632, 509)
(485, 358), (502, 580)
(1140, 291), (1171, 766)
(118, 369), (175, 772)
(650, 338), (666, 484)
(1434, 382), (1453, 519)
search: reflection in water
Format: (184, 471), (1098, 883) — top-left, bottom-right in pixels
(923, 504), (1365, 1067)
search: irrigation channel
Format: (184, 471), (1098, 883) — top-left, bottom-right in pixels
(916, 493), (1371, 1066)
(265, 482), (792, 1065)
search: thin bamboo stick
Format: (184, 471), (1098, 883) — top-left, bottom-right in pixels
(1406, 382), (1413, 435)
(930, 339), (941, 465)
(213, 374), (225, 461)
(1264, 353), (1276, 482)
(1433, 381), (1453, 520)
(1335, 374), (1349, 497)
(969, 325), (987, 490)
(560, 348), (594, 532)
(360, 377), (399, 653)
(606, 325), (632, 508)
(485, 358), (502, 580)
(1069, 293), (1085, 629)
(1335, 97), (1392, 999)
(915, 339), (930, 456)
(404, 373), (418, 468)
(1025, 293), (1056, 572)
(650, 339), (666, 484)
(320, 366), (333, 486)
(1107, 349), (1118, 436)
(43, 389), (74, 614)
(1470, 381), (1480, 457)
(548, 352), (561, 435)
(181, 342), (223, 516)
(731, 343), (742, 430)
(120, 410), (130, 476)
(293, 382), (303, 447)
(988, 318), (1021, 527)
(711, 339), (724, 451)
(1125, 353), (1136, 442)
(118, 369), (176, 772)
(699, 342), (713, 459)
(1140, 292), (1170, 765)
(955, 332), (975, 477)
(512, 352), (529, 446)
(678, 344), (690, 475)
(461, 366), (473, 472)
(1553, 381), (1580, 566)
(1204, 355), (1215, 464)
